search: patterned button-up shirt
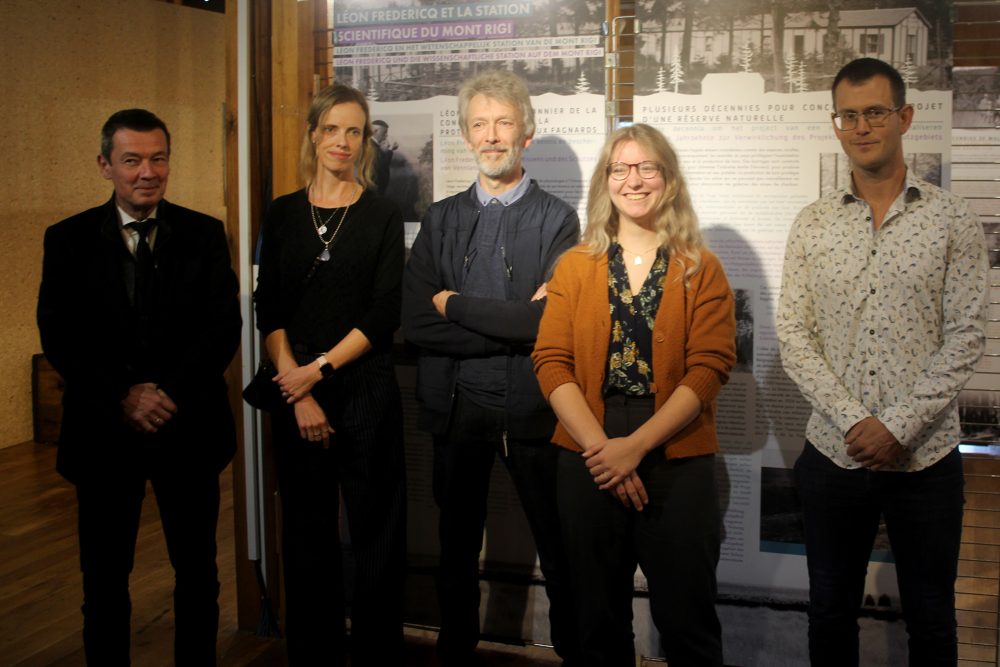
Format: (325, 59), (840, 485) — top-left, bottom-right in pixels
(777, 174), (989, 471)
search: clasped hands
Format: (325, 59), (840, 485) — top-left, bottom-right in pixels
(845, 416), (904, 470)
(274, 363), (322, 403)
(273, 363), (335, 446)
(122, 382), (176, 433)
(584, 436), (650, 510)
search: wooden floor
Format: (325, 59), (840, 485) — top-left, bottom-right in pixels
(0, 441), (568, 666)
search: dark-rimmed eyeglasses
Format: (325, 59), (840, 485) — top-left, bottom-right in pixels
(607, 161), (661, 180)
(831, 106), (903, 131)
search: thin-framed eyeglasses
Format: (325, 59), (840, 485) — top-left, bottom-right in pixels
(831, 106), (904, 131)
(607, 161), (662, 180)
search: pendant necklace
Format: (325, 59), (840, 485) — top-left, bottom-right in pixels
(310, 184), (357, 261)
(620, 243), (660, 266)
(313, 207), (338, 236)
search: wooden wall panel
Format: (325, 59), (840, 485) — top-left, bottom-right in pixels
(960, 453), (1000, 665)
(957, 2), (1000, 66)
(271, 0), (315, 198)
(0, 0), (226, 450)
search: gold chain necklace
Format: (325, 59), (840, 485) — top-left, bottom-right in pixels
(619, 243), (660, 266)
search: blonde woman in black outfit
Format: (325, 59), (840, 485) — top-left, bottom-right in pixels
(254, 84), (406, 666)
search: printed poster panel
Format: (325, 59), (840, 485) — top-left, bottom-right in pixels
(953, 67), (1000, 449)
(359, 94), (604, 233)
(634, 0), (954, 613)
(330, 0), (606, 226)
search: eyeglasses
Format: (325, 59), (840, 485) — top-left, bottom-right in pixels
(831, 106), (903, 131)
(607, 161), (661, 181)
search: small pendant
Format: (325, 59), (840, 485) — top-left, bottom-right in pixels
(319, 248), (331, 261)
(318, 224), (328, 235)
(633, 255), (643, 266)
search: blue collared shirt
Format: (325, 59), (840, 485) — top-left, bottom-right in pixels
(474, 169), (530, 207)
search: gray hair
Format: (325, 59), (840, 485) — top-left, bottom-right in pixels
(457, 70), (535, 140)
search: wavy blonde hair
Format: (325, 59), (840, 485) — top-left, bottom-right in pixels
(298, 83), (375, 189)
(582, 123), (702, 283)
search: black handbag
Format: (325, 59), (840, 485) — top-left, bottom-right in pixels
(242, 360), (286, 412)
(245, 236), (332, 412)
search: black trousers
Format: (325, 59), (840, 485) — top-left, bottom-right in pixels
(795, 441), (964, 667)
(75, 457), (222, 666)
(557, 395), (723, 667)
(272, 352), (407, 666)
(432, 391), (580, 665)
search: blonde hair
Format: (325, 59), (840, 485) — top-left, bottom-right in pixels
(298, 83), (375, 188)
(582, 123), (702, 283)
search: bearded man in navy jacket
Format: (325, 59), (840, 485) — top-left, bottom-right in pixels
(402, 71), (581, 665)
(37, 109), (240, 665)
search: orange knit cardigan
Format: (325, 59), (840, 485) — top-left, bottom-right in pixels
(532, 245), (737, 458)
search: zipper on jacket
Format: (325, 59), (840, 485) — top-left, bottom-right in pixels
(444, 367), (458, 435)
(501, 429), (509, 458)
(460, 210), (481, 287)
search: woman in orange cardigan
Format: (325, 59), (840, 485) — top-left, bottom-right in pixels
(532, 124), (736, 667)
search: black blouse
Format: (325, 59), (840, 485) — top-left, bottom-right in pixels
(254, 188), (404, 354)
(605, 242), (668, 395)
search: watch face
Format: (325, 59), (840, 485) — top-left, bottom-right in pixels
(320, 362), (335, 379)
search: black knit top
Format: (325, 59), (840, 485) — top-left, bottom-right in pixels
(255, 188), (404, 354)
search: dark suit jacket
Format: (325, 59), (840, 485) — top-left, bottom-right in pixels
(37, 196), (241, 483)
(372, 143), (393, 196)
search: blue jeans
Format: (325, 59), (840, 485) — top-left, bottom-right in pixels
(794, 441), (964, 667)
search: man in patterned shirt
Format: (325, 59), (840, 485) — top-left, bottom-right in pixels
(777, 58), (989, 665)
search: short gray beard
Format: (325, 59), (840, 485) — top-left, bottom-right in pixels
(475, 141), (524, 179)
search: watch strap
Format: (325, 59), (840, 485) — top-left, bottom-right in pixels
(316, 354), (335, 379)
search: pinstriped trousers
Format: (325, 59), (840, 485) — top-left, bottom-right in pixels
(272, 351), (407, 666)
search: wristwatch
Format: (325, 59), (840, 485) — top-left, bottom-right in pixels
(315, 354), (335, 379)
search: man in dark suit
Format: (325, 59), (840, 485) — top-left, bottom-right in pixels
(37, 109), (241, 666)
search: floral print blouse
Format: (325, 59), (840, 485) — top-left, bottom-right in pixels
(606, 242), (668, 395)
